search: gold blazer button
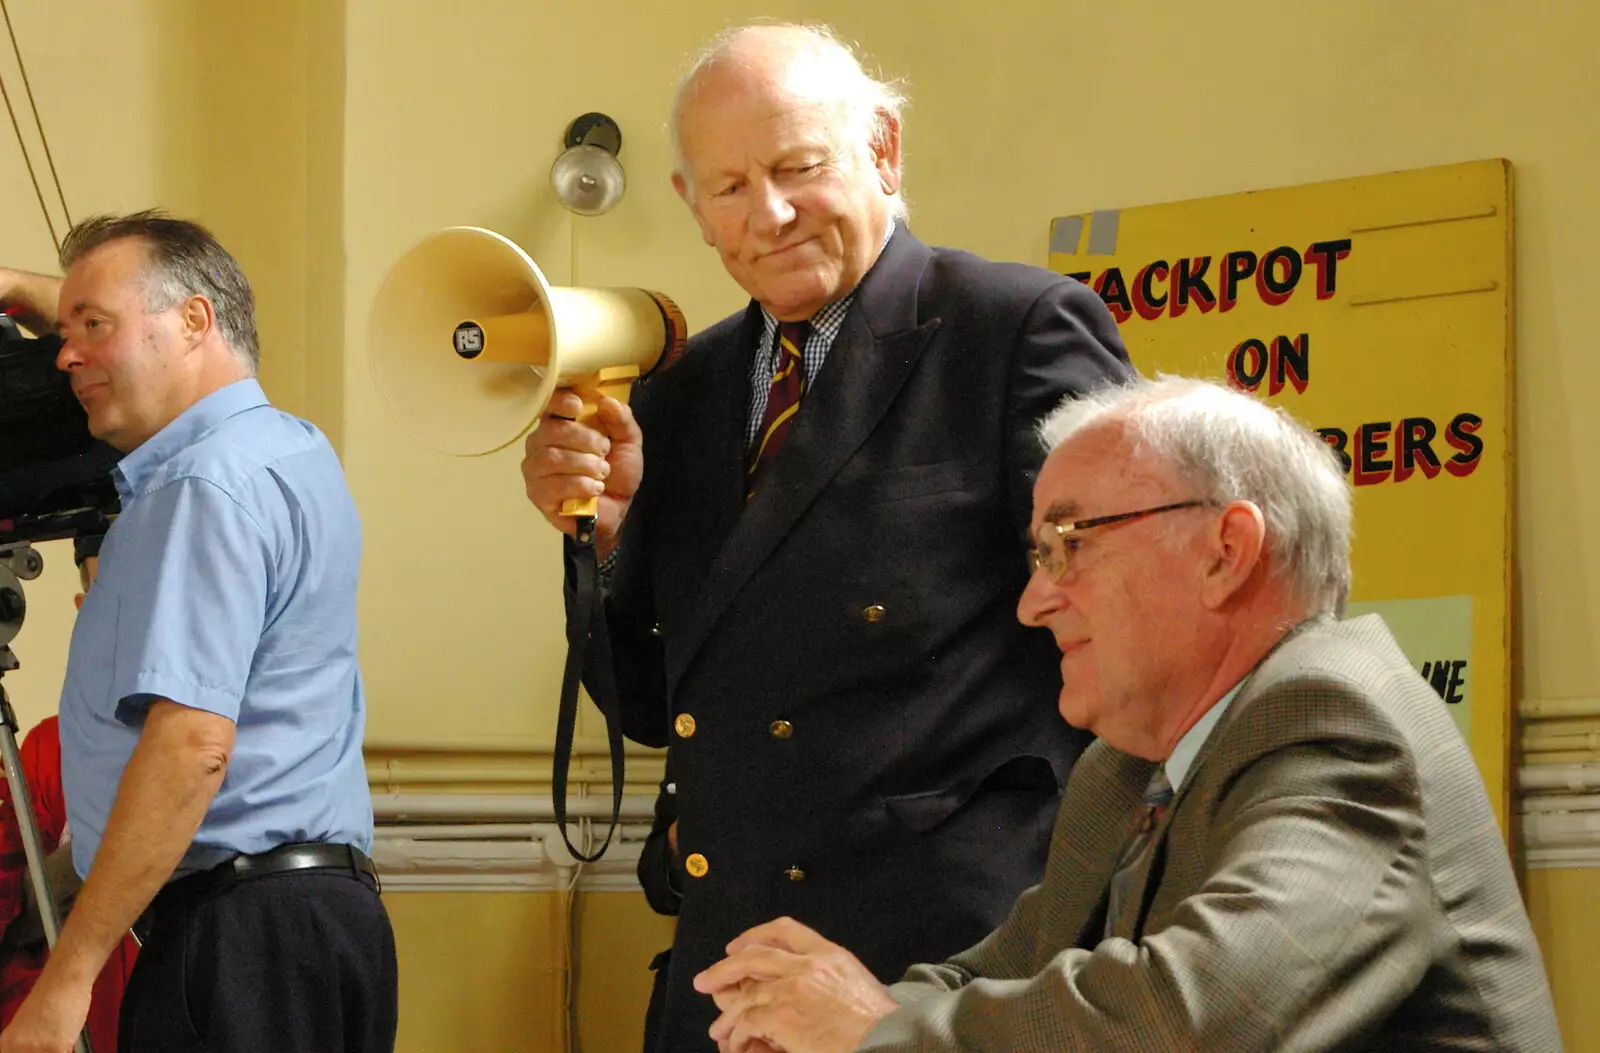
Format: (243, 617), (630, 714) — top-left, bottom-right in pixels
(769, 719), (794, 739)
(674, 713), (697, 738)
(685, 853), (709, 878)
(783, 866), (807, 882)
(861, 604), (887, 623)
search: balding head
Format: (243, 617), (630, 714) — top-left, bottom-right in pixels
(671, 25), (906, 204)
(670, 24), (908, 320)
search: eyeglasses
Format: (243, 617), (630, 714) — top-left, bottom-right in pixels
(1027, 499), (1211, 582)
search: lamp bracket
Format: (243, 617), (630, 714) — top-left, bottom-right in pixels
(563, 112), (622, 156)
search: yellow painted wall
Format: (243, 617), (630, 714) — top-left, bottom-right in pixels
(332, 0), (1600, 748)
(0, 0), (203, 733)
(384, 890), (673, 1053)
(6, 0), (1600, 1049)
(1526, 867), (1600, 1048)
(386, 892), (569, 1052)
(0, 0), (334, 731)
(339, 0), (812, 750)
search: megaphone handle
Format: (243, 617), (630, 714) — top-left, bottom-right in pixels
(560, 365), (643, 518)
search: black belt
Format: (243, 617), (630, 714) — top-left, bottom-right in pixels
(137, 843), (378, 946)
(166, 842), (378, 900)
(221, 842), (376, 884)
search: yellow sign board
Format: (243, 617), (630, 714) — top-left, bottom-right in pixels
(1049, 159), (1514, 827)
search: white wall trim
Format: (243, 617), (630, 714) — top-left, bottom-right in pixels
(371, 801), (656, 893)
(372, 792), (658, 822)
(1526, 846), (1600, 870)
(376, 870), (647, 893)
(1521, 697), (1600, 720)
(369, 770), (1600, 882)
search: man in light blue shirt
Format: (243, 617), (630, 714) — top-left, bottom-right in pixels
(0, 212), (394, 1053)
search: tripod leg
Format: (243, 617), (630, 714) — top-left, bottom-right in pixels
(0, 685), (93, 1053)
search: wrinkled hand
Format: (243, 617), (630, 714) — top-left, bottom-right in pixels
(694, 917), (898, 1053)
(0, 974), (91, 1053)
(520, 391), (644, 557)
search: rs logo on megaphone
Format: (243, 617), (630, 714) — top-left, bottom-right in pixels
(452, 322), (485, 359)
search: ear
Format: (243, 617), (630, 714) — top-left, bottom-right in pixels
(869, 108), (903, 197)
(179, 293), (215, 348)
(74, 593), (84, 611)
(672, 172), (717, 248)
(1198, 500), (1266, 610)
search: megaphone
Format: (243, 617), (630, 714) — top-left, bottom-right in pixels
(368, 226), (687, 515)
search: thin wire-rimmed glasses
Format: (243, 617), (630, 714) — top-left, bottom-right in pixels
(1027, 499), (1211, 582)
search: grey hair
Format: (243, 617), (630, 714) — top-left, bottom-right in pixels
(59, 209), (260, 374)
(669, 23), (909, 222)
(1038, 376), (1353, 614)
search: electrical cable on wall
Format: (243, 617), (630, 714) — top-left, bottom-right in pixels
(564, 819), (588, 1053)
(0, 0), (69, 254)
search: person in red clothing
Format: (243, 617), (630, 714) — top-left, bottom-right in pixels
(0, 535), (136, 1053)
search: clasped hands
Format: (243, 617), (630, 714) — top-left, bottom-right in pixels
(693, 917), (899, 1053)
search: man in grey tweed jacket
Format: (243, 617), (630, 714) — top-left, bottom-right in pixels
(695, 376), (1561, 1052)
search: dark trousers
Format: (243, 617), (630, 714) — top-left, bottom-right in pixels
(119, 866), (397, 1053)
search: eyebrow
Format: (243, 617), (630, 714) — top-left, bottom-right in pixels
(1041, 501), (1080, 523)
(55, 301), (92, 333)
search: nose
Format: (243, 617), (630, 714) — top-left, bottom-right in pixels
(749, 178), (796, 236)
(1017, 569), (1064, 629)
(56, 335), (83, 372)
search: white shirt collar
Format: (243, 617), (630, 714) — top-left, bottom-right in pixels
(1164, 679), (1245, 792)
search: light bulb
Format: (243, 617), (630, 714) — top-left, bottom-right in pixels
(551, 144), (625, 216)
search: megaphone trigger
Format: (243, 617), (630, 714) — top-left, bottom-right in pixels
(558, 364), (643, 519)
(562, 495), (600, 519)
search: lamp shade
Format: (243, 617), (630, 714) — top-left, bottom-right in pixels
(550, 143), (625, 216)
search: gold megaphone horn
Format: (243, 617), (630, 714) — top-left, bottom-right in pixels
(368, 226), (687, 515)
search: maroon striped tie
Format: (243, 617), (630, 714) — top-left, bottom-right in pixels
(747, 320), (810, 497)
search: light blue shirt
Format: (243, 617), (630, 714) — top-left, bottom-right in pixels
(1164, 680), (1245, 792)
(59, 379), (373, 878)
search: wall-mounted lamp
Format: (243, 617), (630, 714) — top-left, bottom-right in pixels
(550, 112), (625, 216)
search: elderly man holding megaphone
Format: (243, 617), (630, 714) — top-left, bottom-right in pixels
(520, 23), (1132, 1053)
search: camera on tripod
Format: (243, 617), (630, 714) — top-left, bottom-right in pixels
(0, 313), (120, 548)
(0, 315), (113, 1041)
